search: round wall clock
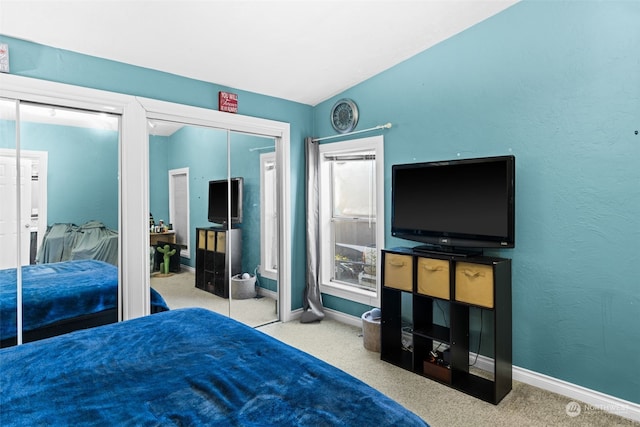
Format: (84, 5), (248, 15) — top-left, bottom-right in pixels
(330, 98), (359, 133)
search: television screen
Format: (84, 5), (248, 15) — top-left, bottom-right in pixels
(391, 155), (515, 251)
(208, 177), (243, 226)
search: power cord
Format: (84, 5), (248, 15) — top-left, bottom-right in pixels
(469, 309), (484, 367)
(431, 300), (450, 362)
(434, 300), (449, 328)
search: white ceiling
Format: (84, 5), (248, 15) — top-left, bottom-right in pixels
(0, 1), (518, 106)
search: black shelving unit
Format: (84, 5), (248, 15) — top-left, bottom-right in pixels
(380, 247), (512, 404)
(195, 227), (241, 298)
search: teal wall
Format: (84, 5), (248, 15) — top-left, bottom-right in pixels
(164, 125), (227, 264)
(0, 120), (119, 230)
(2, 0), (639, 403)
(313, 1), (640, 403)
(149, 134), (170, 224)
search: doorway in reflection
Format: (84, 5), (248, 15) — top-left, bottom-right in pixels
(148, 120), (279, 327)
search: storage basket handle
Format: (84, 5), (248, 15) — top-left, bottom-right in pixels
(462, 268), (485, 278)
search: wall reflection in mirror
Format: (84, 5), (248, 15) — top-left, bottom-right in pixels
(0, 100), (120, 347)
(148, 120), (279, 327)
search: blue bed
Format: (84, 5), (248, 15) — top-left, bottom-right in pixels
(0, 260), (169, 346)
(0, 308), (427, 426)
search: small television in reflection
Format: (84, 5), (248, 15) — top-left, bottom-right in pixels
(208, 177), (243, 227)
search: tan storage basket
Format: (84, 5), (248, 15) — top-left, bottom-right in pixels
(455, 262), (494, 308)
(383, 253), (413, 291)
(417, 258), (450, 299)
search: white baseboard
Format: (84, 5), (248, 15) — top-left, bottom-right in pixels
(288, 307), (353, 324)
(178, 264), (195, 273)
(256, 287), (277, 300)
(470, 353), (639, 421)
(324, 307), (363, 328)
(177, 265), (277, 300)
(320, 311), (640, 423)
(288, 307), (303, 321)
(512, 365), (640, 423)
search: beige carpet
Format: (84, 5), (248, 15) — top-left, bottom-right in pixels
(152, 271), (635, 426)
(257, 319), (637, 427)
(151, 271), (277, 328)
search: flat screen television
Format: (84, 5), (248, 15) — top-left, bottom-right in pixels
(391, 155), (515, 253)
(208, 177), (243, 226)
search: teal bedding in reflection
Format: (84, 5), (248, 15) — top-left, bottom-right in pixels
(0, 260), (170, 341)
(0, 308), (428, 427)
(0, 260), (118, 340)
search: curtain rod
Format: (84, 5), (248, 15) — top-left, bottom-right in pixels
(311, 122), (392, 142)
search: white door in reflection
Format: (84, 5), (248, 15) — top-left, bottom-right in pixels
(0, 154), (32, 268)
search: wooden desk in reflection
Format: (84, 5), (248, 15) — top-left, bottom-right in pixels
(150, 231), (176, 246)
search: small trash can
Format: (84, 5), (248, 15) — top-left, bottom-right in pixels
(361, 309), (381, 353)
(231, 274), (256, 299)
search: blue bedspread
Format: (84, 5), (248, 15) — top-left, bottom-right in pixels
(0, 308), (427, 426)
(0, 260), (169, 340)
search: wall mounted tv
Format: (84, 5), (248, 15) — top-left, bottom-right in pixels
(391, 155), (515, 253)
(208, 177), (243, 227)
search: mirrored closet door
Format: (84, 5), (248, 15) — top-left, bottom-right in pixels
(147, 120), (280, 327)
(0, 97), (19, 344)
(229, 131), (279, 326)
(0, 99), (121, 347)
(148, 120), (230, 317)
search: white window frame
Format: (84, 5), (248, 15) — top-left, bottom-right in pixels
(318, 135), (384, 307)
(168, 167), (190, 258)
(260, 152), (278, 280)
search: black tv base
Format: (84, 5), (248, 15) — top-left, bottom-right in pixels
(412, 244), (483, 258)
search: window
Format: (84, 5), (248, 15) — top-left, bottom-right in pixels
(318, 136), (384, 307)
(260, 152), (278, 280)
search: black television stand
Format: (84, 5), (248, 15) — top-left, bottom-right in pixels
(380, 247), (512, 404)
(195, 227), (241, 298)
(412, 245), (483, 258)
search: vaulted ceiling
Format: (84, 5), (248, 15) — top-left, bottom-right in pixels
(0, 1), (518, 106)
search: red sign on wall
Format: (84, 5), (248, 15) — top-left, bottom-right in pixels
(218, 91), (238, 113)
